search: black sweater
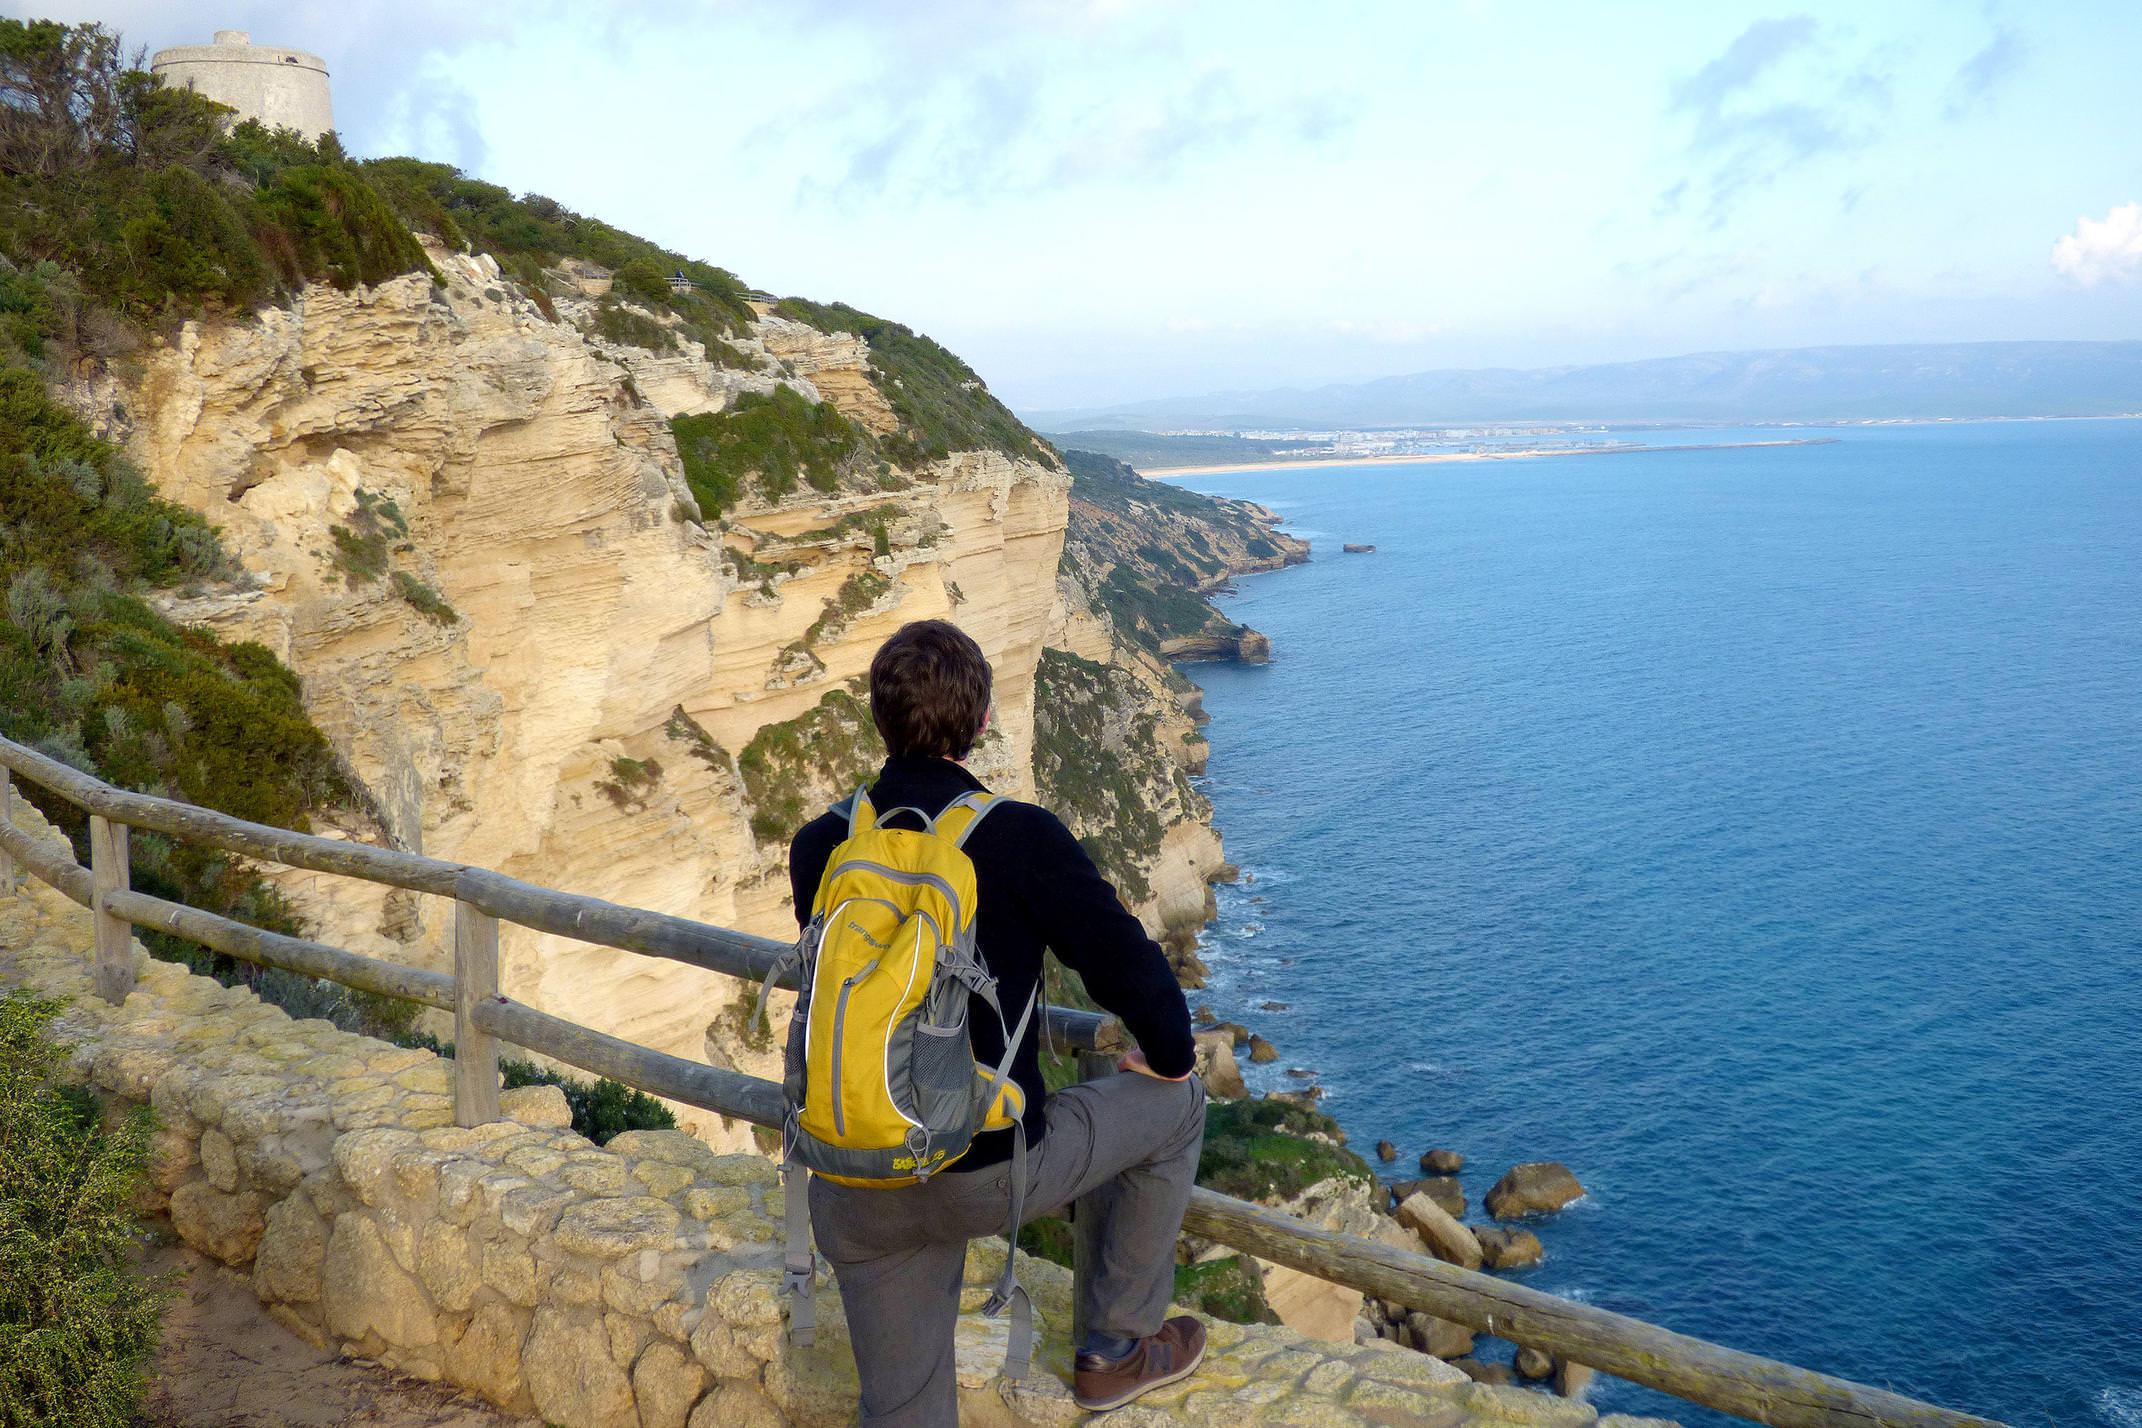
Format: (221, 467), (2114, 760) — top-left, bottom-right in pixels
(788, 754), (1194, 1169)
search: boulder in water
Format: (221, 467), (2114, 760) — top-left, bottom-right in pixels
(1421, 1148), (1464, 1175)
(1556, 1358), (1596, 1400)
(1376, 1140), (1398, 1163)
(1515, 1346), (1554, 1380)
(1475, 1226), (1544, 1270)
(1342, 543), (1377, 553)
(1395, 1193), (1483, 1270)
(1389, 1176), (1465, 1218)
(1485, 1161), (1586, 1220)
(1247, 1034), (1279, 1063)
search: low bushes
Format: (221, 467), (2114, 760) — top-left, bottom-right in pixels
(0, 990), (169, 1428)
(670, 387), (867, 518)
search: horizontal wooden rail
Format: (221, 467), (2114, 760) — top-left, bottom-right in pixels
(472, 992), (786, 1127)
(1179, 1190), (1994, 1428)
(0, 736), (463, 895)
(0, 804), (92, 907)
(104, 888), (456, 1011)
(0, 735), (2001, 1428)
(0, 737), (1114, 1052)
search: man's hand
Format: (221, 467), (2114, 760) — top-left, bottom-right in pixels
(1118, 1049), (1191, 1082)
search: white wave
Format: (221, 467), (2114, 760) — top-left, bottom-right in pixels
(2097, 1387), (2142, 1428)
(1233, 922), (1265, 939)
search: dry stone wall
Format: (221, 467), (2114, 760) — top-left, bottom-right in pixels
(1, 803), (1671, 1428)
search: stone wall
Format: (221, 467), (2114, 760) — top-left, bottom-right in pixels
(0, 802), (1659, 1428)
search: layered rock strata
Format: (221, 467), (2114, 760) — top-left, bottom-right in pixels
(112, 252), (1071, 1138)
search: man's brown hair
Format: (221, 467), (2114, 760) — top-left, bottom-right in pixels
(869, 620), (992, 761)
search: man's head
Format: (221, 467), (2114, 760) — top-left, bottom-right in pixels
(869, 620), (992, 761)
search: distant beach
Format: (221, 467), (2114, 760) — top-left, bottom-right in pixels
(1139, 437), (1837, 477)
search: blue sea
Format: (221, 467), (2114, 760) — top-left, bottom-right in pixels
(1168, 419), (2142, 1428)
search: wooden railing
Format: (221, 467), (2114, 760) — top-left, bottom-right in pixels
(0, 734), (1999, 1428)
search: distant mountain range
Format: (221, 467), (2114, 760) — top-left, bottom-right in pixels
(1024, 341), (2142, 431)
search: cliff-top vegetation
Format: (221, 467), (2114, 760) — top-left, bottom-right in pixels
(670, 387), (877, 518)
(775, 295), (1053, 469)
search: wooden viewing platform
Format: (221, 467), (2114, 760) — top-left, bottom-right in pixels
(0, 733), (2002, 1428)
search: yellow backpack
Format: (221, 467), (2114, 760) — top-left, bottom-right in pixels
(757, 786), (1037, 1374)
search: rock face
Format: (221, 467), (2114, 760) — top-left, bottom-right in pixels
(1485, 1163), (1587, 1220)
(1395, 1193), (1484, 1271)
(1194, 1031), (1249, 1099)
(107, 252), (1247, 1142)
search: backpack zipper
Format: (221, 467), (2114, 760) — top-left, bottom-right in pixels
(825, 860), (965, 928)
(829, 957), (880, 1136)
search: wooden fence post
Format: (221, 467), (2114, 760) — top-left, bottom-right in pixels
(88, 814), (134, 1004)
(0, 769), (16, 897)
(453, 896), (502, 1126)
(1070, 1048), (1123, 1344)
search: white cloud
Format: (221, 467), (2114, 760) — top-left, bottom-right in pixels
(2052, 203), (2142, 286)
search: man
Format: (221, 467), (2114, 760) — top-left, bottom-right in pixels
(788, 619), (1208, 1426)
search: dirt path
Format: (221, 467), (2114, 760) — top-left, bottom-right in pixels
(137, 1238), (540, 1428)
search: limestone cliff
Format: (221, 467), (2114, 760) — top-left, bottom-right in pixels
(114, 248), (1067, 1142)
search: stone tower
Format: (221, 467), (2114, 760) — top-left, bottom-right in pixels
(149, 30), (334, 141)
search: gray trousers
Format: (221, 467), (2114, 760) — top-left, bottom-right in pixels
(808, 1071), (1207, 1427)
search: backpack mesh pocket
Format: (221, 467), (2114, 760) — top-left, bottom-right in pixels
(911, 1020), (976, 1133)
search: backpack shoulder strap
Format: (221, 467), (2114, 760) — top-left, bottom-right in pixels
(845, 784), (877, 838)
(934, 791), (1001, 850)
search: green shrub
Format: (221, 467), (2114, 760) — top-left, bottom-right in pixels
(669, 388), (866, 519)
(0, 990), (170, 1428)
(1031, 649), (1166, 903)
(589, 299), (676, 353)
(737, 685), (882, 843)
(391, 1030), (677, 1146)
(0, 282), (352, 1024)
(1173, 1254), (1281, 1325)
(804, 570), (889, 647)
(329, 522), (387, 585)
(249, 163), (432, 292)
(354, 157), (756, 340)
(390, 570), (456, 624)
(773, 296), (1047, 467)
(500, 1058), (675, 1145)
(1196, 1098), (1373, 1204)
(593, 754), (662, 810)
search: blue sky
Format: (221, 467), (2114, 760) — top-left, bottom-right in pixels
(35, 1), (2142, 408)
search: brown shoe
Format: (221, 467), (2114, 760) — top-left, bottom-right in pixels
(1072, 1316), (1207, 1412)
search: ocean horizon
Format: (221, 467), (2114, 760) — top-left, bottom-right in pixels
(1168, 418), (2142, 1428)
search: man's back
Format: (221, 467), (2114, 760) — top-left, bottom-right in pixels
(787, 619), (1210, 1426)
(788, 751), (1196, 1169)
